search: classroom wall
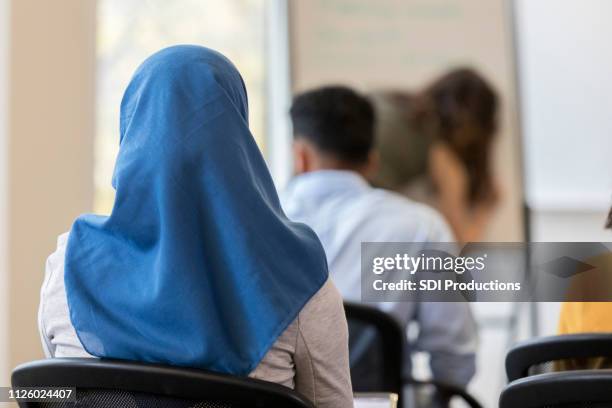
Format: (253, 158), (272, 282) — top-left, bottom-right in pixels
(0, 0), (9, 392)
(514, 0), (612, 339)
(5, 0), (95, 380)
(515, 0), (612, 211)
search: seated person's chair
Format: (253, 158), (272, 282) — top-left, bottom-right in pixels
(344, 302), (482, 408)
(505, 333), (612, 381)
(11, 358), (315, 408)
(499, 369), (612, 408)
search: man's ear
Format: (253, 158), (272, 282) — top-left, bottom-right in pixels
(292, 139), (309, 175)
(363, 150), (380, 180)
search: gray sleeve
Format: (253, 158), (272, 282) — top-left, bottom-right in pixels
(414, 302), (477, 387)
(248, 318), (298, 389)
(39, 250), (58, 358)
(39, 233), (93, 359)
(294, 279), (354, 408)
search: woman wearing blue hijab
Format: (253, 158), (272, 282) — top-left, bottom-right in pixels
(38, 45), (353, 408)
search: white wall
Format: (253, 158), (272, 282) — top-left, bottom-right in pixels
(0, 0), (10, 392)
(515, 0), (612, 211)
(514, 0), (612, 342)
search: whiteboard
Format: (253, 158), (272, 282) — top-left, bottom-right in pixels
(514, 0), (612, 211)
(288, 0), (525, 241)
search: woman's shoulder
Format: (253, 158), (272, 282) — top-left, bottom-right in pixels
(299, 278), (345, 328)
(56, 232), (69, 247)
(42, 232), (71, 316)
(43, 232), (70, 296)
(45, 232), (69, 278)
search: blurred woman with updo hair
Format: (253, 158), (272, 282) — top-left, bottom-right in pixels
(372, 68), (500, 243)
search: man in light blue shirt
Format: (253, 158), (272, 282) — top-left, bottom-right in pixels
(281, 86), (477, 388)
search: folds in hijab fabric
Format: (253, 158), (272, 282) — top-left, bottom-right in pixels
(65, 45), (328, 375)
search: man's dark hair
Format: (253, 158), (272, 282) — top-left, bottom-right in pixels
(290, 86), (375, 164)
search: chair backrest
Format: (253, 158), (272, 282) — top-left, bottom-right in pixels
(344, 302), (404, 396)
(505, 333), (612, 381)
(344, 302), (483, 408)
(499, 369), (612, 408)
(11, 358), (315, 408)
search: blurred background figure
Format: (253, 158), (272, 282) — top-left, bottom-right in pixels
(282, 86), (477, 392)
(372, 68), (500, 243)
(555, 205), (612, 371)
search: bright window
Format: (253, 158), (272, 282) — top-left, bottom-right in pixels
(96, 0), (267, 213)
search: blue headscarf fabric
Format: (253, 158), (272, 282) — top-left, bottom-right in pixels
(64, 45), (328, 375)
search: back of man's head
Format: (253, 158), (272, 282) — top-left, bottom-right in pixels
(290, 86), (375, 168)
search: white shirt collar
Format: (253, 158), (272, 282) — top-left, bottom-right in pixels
(285, 170), (371, 201)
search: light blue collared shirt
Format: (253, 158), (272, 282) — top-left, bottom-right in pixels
(281, 170), (477, 387)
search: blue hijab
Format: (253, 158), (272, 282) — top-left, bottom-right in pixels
(65, 45), (328, 375)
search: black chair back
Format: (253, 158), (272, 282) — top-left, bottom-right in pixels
(505, 333), (612, 381)
(499, 369), (612, 408)
(344, 301), (404, 396)
(344, 302), (482, 408)
(11, 358), (315, 408)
